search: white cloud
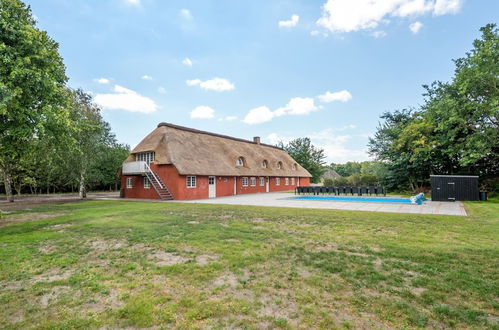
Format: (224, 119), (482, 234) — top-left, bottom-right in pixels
(157, 86), (166, 94)
(180, 8), (193, 20)
(370, 30), (387, 38)
(141, 75), (153, 80)
(225, 116), (237, 121)
(190, 105), (215, 119)
(316, 0), (462, 33)
(279, 14), (300, 28)
(267, 128), (371, 163)
(317, 90), (352, 103)
(409, 21), (423, 34)
(94, 78), (110, 84)
(186, 77), (235, 92)
(243, 91), (352, 125)
(182, 57), (193, 66)
(275, 97), (318, 116)
(433, 0), (462, 15)
(243, 106), (275, 125)
(94, 85), (158, 113)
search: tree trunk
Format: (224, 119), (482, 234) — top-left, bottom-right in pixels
(3, 169), (14, 202)
(79, 170), (86, 199)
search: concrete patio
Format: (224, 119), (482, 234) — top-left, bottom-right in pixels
(180, 192), (467, 216)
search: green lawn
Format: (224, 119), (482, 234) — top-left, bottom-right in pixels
(0, 199), (498, 329)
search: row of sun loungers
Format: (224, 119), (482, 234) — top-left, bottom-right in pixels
(296, 186), (386, 196)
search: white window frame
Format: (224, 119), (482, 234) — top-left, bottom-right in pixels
(137, 151), (155, 164)
(292, 163), (297, 170)
(259, 177), (265, 186)
(250, 177), (256, 186)
(276, 177), (280, 186)
(277, 162), (282, 169)
(242, 177), (248, 187)
(236, 157), (244, 167)
(262, 160), (267, 168)
(291, 177), (295, 185)
(208, 176), (215, 185)
(144, 177), (151, 189)
(285, 177), (289, 185)
(186, 176), (196, 188)
(126, 177), (133, 189)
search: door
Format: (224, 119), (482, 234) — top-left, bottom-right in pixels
(265, 177), (270, 193)
(233, 177), (237, 195)
(447, 181), (456, 201)
(208, 176), (216, 198)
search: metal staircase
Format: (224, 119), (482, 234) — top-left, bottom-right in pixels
(144, 163), (174, 200)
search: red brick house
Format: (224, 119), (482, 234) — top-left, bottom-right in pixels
(121, 122), (312, 200)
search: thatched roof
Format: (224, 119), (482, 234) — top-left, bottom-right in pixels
(321, 169), (341, 180)
(126, 122), (312, 177)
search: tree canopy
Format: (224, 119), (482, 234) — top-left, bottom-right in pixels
(368, 24), (499, 192)
(279, 138), (326, 183)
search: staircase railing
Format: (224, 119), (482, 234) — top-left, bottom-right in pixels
(144, 163), (165, 189)
(143, 163), (173, 200)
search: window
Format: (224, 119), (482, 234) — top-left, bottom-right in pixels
(137, 151), (155, 164)
(259, 177), (265, 186)
(186, 176), (196, 188)
(223, 177), (228, 182)
(250, 177), (256, 186)
(262, 160), (267, 168)
(144, 177), (151, 189)
(126, 177), (133, 188)
(292, 163), (297, 170)
(285, 177), (289, 185)
(276, 177), (280, 186)
(277, 161), (283, 169)
(236, 157), (244, 167)
(208, 176), (215, 185)
(242, 177), (248, 186)
(291, 177), (295, 185)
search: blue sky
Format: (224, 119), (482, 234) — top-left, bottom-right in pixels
(26, 0), (498, 163)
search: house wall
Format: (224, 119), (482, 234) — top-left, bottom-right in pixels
(122, 164), (311, 200)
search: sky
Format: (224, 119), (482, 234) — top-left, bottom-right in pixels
(26, 0), (498, 163)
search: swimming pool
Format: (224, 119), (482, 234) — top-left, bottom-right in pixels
(293, 196), (412, 203)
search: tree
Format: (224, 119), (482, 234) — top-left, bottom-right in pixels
(0, 0), (69, 202)
(369, 24), (499, 192)
(279, 138), (326, 183)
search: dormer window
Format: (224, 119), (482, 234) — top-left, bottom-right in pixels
(277, 161), (283, 169)
(262, 160), (267, 168)
(137, 151), (155, 164)
(236, 157), (244, 167)
(292, 163), (297, 170)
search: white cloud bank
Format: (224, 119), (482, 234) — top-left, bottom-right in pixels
(94, 85), (158, 113)
(182, 57), (193, 66)
(279, 14), (300, 28)
(243, 90), (352, 125)
(186, 77), (235, 92)
(141, 75), (153, 80)
(267, 128), (371, 163)
(409, 21), (423, 34)
(190, 105), (215, 119)
(316, 0), (462, 33)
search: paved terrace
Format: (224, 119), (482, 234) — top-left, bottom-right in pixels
(180, 192), (467, 216)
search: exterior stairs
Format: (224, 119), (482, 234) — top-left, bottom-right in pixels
(144, 165), (174, 200)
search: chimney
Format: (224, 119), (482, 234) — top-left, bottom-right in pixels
(253, 136), (261, 145)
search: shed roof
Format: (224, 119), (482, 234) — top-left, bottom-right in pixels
(127, 122), (312, 177)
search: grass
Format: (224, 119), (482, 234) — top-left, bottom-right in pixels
(0, 198), (498, 329)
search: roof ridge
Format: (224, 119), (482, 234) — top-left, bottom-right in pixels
(157, 122), (283, 150)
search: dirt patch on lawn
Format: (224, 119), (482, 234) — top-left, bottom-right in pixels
(149, 251), (189, 266)
(213, 272), (239, 287)
(0, 212), (66, 226)
(196, 254), (219, 266)
(89, 239), (126, 251)
(44, 223), (72, 230)
(252, 218), (265, 223)
(32, 268), (74, 283)
(38, 244), (56, 254)
(40, 286), (70, 307)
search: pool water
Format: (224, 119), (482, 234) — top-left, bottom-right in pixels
(293, 196), (412, 203)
